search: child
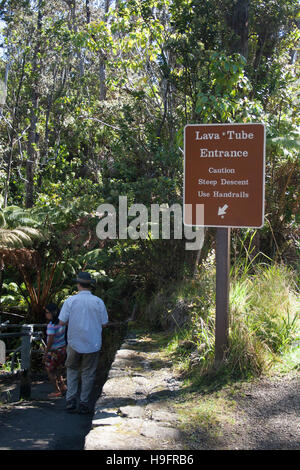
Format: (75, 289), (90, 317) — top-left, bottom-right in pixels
(43, 303), (67, 398)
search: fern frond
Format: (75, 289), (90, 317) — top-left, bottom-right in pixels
(267, 136), (300, 152)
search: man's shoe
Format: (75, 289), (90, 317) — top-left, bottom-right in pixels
(66, 399), (77, 413)
(78, 402), (91, 415)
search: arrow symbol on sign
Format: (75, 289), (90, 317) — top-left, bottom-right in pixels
(218, 204), (228, 216)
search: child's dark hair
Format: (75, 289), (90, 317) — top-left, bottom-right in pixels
(45, 303), (60, 325)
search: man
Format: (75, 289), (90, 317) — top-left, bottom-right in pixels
(59, 271), (108, 414)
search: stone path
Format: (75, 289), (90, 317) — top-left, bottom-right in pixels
(85, 335), (186, 450)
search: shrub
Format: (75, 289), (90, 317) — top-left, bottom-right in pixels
(151, 260), (299, 382)
(231, 264), (299, 354)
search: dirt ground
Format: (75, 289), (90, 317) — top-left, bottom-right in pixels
(176, 372), (300, 450)
(229, 373), (300, 450)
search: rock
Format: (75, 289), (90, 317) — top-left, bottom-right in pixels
(101, 377), (140, 399)
(147, 388), (174, 402)
(95, 396), (137, 410)
(118, 405), (145, 419)
(141, 360), (151, 370)
(114, 349), (139, 359)
(107, 369), (131, 379)
(140, 421), (182, 441)
(164, 377), (181, 391)
(110, 358), (135, 369)
(85, 423), (151, 450)
(150, 410), (180, 425)
(121, 339), (138, 348)
(133, 376), (150, 385)
(92, 411), (124, 427)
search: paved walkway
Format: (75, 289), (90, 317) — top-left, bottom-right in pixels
(0, 378), (92, 450)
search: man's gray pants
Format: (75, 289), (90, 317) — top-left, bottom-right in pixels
(65, 345), (99, 404)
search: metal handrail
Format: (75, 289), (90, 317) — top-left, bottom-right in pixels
(0, 320), (129, 399)
(0, 323), (48, 399)
(0, 323), (47, 329)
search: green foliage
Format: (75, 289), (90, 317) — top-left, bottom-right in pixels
(0, 281), (27, 310)
(0, 201), (44, 249)
(151, 259), (299, 381)
(195, 53), (264, 123)
(0, 0), (299, 336)
(232, 264), (299, 353)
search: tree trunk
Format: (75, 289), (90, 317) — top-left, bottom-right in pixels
(99, 0), (110, 101)
(4, 52), (26, 207)
(86, 0), (91, 23)
(25, 0), (43, 208)
(226, 0), (250, 59)
(0, 259), (4, 305)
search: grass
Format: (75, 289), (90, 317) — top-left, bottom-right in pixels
(271, 341), (300, 375)
(231, 264), (299, 353)
(174, 388), (239, 443)
(141, 258), (299, 385)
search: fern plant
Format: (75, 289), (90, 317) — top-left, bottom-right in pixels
(0, 195), (46, 316)
(0, 195), (44, 249)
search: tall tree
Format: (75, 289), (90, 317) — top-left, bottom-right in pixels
(99, 0), (110, 100)
(226, 0), (250, 59)
(25, 0), (43, 208)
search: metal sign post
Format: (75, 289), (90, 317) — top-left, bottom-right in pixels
(215, 227), (230, 364)
(184, 123), (265, 366)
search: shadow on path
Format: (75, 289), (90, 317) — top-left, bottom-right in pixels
(0, 379), (92, 450)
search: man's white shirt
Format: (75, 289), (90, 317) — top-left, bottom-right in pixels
(59, 290), (108, 353)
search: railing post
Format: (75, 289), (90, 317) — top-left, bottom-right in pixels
(0, 339), (5, 365)
(20, 324), (33, 400)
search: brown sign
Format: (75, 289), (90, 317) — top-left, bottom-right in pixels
(184, 123), (265, 227)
